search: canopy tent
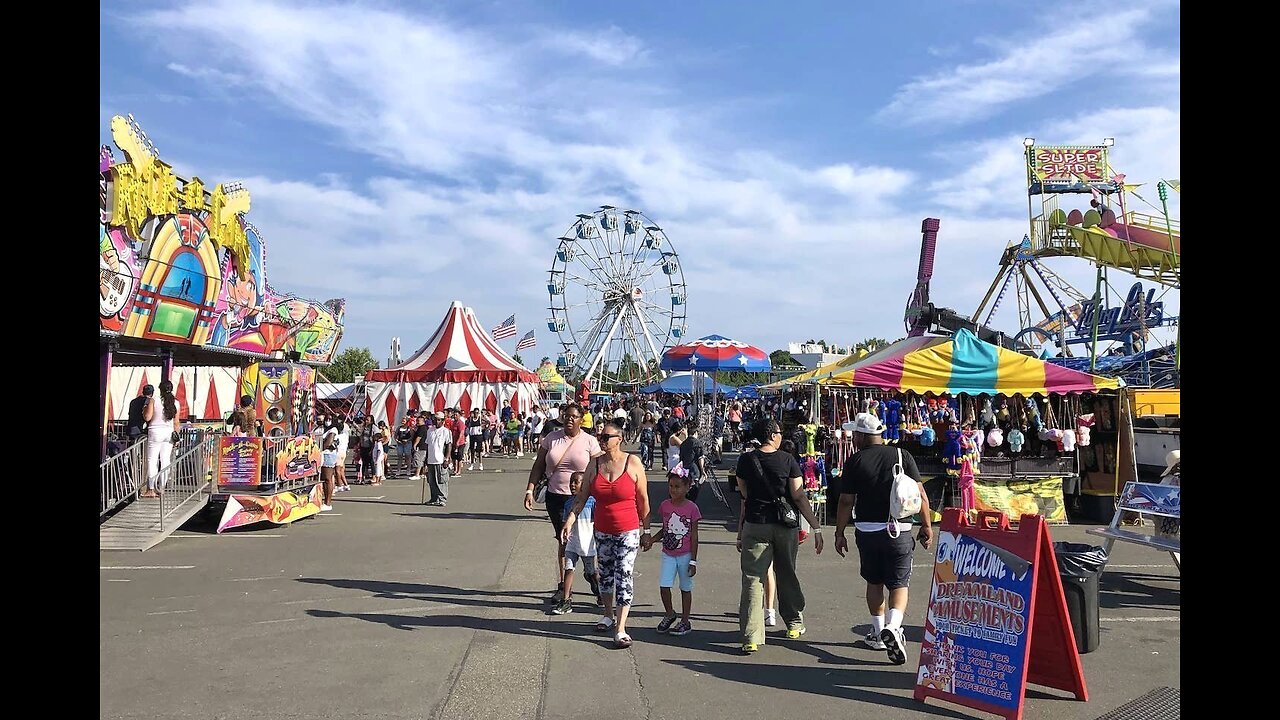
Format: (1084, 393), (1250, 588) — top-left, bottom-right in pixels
(660, 334), (771, 372)
(638, 372), (739, 395)
(316, 383), (355, 400)
(759, 349), (869, 390)
(811, 329), (1120, 396)
(725, 384), (760, 399)
(364, 301), (541, 425)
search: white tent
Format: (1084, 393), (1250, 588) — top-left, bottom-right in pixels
(363, 301), (541, 425)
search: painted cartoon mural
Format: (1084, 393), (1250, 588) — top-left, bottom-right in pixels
(99, 114), (345, 364)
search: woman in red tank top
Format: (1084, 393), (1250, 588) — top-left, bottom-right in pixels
(562, 418), (651, 648)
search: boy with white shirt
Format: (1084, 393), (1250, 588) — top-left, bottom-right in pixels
(424, 414), (452, 506)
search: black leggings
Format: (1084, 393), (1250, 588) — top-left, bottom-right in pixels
(546, 491), (573, 538)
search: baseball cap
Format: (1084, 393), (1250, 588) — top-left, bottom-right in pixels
(844, 412), (885, 435)
(1160, 449), (1180, 477)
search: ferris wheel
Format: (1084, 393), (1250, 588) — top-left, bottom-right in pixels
(547, 206), (687, 387)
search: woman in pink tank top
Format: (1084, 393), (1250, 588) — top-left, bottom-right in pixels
(562, 418), (651, 648)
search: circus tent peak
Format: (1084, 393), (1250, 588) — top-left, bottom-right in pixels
(368, 301), (538, 384)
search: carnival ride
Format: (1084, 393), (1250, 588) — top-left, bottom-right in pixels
(547, 206), (687, 388)
(905, 140), (1180, 385)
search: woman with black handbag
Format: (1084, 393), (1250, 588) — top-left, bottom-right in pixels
(734, 419), (824, 654)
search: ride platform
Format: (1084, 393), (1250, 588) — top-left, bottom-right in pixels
(99, 491), (208, 551)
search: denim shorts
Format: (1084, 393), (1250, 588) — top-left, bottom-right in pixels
(660, 552), (694, 592)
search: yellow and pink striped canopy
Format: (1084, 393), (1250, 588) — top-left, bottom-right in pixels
(818, 329), (1119, 395)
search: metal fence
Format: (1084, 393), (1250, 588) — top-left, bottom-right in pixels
(100, 439), (146, 520)
(157, 431), (217, 531)
(102, 431), (315, 527)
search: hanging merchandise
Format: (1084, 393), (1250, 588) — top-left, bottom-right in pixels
(799, 423), (818, 455)
(996, 396), (1010, 423)
(966, 424), (984, 470)
(957, 458), (977, 515)
(979, 396), (995, 429)
(1076, 413), (1094, 446)
(986, 424), (1004, 448)
(1025, 396), (1042, 434)
(943, 421), (964, 476)
(884, 398), (903, 444)
(1008, 426), (1026, 453)
(921, 424), (937, 447)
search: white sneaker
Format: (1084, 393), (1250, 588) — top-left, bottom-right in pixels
(863, 632), (886, 650)
(881, 626), (908, 665)
(321, 504), (334, 512)
(410, 475), (421, 481)
(764, 609), (777, 627)
(478, 463), (484, 471)
(516, 452), (524, 458)
(468, 464), (475, 471)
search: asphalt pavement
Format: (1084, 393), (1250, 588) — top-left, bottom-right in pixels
(101, 449), (1179, 719)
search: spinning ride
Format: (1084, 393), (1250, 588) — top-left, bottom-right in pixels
(547, 206), (687, 387)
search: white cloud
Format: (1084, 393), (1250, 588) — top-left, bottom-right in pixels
(166, 62), (245, 85)
(878, 7), (1165, 126)
(540, 25), (647, 66)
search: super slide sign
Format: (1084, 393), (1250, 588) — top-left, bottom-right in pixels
(1028, 145), (1109, 185)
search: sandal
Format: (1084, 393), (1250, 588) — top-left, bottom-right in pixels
(614, 632), (633, 649)
(593, 616), (615, 633)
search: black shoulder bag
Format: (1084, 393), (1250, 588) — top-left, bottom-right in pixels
(746, 451), (799, 528)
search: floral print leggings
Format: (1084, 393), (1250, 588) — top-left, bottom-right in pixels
(594, 529), (641, 607)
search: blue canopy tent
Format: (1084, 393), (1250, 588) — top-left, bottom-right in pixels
(638, 372), (739, 395)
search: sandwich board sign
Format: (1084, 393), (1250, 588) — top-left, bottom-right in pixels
(914, 509), (1087, 719)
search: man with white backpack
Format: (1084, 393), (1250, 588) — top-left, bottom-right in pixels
(834, 412), (933, 666)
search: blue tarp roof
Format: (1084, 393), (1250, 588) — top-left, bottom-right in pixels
(638, 372), (739, 395)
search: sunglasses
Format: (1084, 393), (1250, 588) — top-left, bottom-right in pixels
(596, 433), (620, 442)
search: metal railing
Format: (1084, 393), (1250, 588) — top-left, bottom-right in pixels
(158, 430), (217, 531)
(100, 439), (146, 520)
(101, 430), (319, 528)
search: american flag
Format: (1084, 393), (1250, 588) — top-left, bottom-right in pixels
(491, 314), (517, 340)
(515, 330), (536, 351)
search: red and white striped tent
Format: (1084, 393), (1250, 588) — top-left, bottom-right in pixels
(364, 301), (541, 425)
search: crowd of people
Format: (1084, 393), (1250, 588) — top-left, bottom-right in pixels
(512, 396), (932, 664)
(123, 385), (932, 665)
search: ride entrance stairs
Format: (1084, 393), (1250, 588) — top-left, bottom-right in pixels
(100, 433), (216, 551)
(100, 492), (208, 551)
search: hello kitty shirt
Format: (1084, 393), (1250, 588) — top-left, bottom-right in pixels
(659, 498), (703, 557)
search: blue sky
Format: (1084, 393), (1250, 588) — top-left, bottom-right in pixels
(100, 0), (1180, 366)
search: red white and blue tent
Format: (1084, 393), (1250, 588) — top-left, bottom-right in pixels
(364, 302), (541, 425)
(660, 334), (771, 372)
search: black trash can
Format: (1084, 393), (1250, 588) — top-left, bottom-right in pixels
(1053, 542), (1107, 654)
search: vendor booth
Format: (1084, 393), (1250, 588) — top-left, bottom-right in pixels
(787, 329), (1122, 523)
(364, 302), (541, 425)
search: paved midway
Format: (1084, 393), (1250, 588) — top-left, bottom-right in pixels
(101, 450), (1180, 719)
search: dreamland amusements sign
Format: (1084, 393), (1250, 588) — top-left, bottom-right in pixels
(914, 510), (1086, 720)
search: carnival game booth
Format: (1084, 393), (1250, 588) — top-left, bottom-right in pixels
(364, 302), (541, 425)
(808, 329), (1121, 524)
(99, 114), (345, 548)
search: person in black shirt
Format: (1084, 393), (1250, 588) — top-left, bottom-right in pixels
(126, 385), (153, 445)
(412, 413), (433, 479)
(733, 418), (824, 654)
(834, 412), (933, 666)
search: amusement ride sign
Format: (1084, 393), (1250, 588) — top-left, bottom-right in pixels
(1027, 145), (1110, 186)
(1073, 282), (1167, 343)
(217, 436), (263, 487)
(914, 509), (1087, 720)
